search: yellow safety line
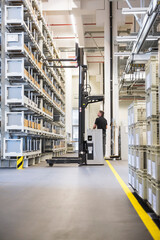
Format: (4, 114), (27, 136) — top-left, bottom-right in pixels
(106, 160), (160, 240)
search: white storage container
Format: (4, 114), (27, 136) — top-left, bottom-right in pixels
(145, 57), (158, 91)
(147, 178), (152, 205)
(146, 120), (159, 146)
(6, 59), (24, 78)
(6, 32), (24, 52)
(147, 148), (160, 182)
(5, 112), (24, 131)
(128, 101), (146, 126)
(128, 148), (132, 166)
(131, 148), (136, 168)
(5, 85), (24, 105)
(5, 6), (23, 25)
(146, 89), (158, 118)
(131, 168), (137, 189)
(137, 172), (147, 200)
(151, 151), (160, 182)
(128, 127), (134, 146)
(151, 182), (160, 216)
(134, 122), (146, 146)
(4, 139), (23, 157)
(136, 172), (139, 192)
(135, 147), (146, 171)
(147, 150), (152, 176)
(128, 167), (132, 185)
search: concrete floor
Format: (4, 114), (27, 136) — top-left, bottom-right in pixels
(0, 160), (153, 240)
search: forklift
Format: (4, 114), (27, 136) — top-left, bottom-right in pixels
(46, 44), (104, 166)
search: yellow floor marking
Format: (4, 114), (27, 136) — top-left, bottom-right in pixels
(106, 160), (160, 240)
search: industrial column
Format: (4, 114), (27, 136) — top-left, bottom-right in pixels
(104, 0), (111, 157)
(112, 1), (119, 157)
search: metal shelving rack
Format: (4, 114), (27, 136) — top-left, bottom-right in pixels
(0, 0), (66, 167)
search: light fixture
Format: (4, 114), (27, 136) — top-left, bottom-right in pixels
(122, 8), (148, 15)
(114, 52), (131, 57)
(116, 36), (137, 42)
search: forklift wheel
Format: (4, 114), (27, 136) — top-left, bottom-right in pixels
(49, 163), (53, 167)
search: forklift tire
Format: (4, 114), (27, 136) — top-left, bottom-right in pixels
(49, 163), (53, 167)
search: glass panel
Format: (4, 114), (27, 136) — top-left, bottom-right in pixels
(72, 109), (78, 125)
(73, 126), (78, 141)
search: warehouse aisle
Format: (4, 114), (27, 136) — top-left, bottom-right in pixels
(0, 161), (153, 240)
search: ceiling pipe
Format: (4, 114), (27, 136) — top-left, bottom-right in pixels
(87, 61), (104, 63)
(47, 23), (97, 27)
(87, 56), (104, 57)
(83, 23), (96, 26)
(53, 36), (104, 39)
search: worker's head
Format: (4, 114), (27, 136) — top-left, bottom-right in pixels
(98, 110), (104, 117)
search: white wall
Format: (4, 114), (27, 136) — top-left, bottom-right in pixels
(119, 100), (133, 161)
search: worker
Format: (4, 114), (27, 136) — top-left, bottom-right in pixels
(93, 110), (108, 156)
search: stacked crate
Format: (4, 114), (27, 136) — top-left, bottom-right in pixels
(128, 101), (147, 199)
(146, 57), (160, 216)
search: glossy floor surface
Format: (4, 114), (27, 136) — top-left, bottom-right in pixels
(0, 160), (153, 240)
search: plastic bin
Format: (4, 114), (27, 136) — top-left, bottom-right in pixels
(135, 147), (146, 171)
(131, 168), (137, 189)
(147, 148), (160, 182)
(151, 182), (160, 216)
(6, 59), (24, 78)
(128, 166), (132, 185)
(134, 122), (146, 146)
(5, 6), (23, 25)
(137, 171), (147, 200)
(147, 178), (152, 205)
(145, 57), (158, 91)
(128, 127), (134, 146)
(6, 32), (24, 52)
(128, 101), (146, 126)
(146, 89), (158, 118)
(131, 148), (136, 168)
(146, 119), (159, 146)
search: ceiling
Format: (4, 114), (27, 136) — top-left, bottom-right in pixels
(42, 0), (154, 73)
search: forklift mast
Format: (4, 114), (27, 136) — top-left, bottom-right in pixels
(46, 44), (104, 166)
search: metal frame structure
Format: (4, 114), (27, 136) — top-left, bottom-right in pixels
(0, 0), (67, 167)
(125, 0), (160, 73)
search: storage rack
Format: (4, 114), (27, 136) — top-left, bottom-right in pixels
(128, 57), (160, 217)
(0, 0), (66, 167)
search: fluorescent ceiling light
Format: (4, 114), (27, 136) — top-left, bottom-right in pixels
(116, 36), (137, 42)
(114, 52), (131, 57)
(122, 8), (148, 15)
